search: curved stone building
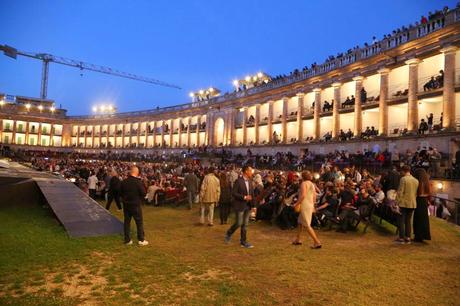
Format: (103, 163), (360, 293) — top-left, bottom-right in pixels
(1, 8), (460, 157)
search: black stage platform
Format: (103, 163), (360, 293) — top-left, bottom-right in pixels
(0, 161), (123, 237)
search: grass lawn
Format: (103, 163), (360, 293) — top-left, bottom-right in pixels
(0, 200), (459, 306)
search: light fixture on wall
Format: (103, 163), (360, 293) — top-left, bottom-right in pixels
(436, 182), (444, 191)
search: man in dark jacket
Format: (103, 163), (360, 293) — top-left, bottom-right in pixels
(184, 169), (200, 209)
(106, 169), (122, 210)
(225, 165), (255, 248)
(120, 166), (148, 246)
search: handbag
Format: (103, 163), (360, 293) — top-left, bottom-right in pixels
(294, 203), (301, 213)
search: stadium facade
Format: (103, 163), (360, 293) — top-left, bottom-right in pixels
(1, 8), (460, 156)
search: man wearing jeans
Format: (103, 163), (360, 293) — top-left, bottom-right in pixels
(395, 165), (419, 244)
(225, 165), (255, 248)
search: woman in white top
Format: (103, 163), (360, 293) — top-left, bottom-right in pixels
(293, 171), (322, 249)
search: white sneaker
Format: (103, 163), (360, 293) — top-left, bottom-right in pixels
(125, 240), (133, 245)
(138, 240), (149, 246)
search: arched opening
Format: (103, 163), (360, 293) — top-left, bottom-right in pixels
(214, 117), (225, 146)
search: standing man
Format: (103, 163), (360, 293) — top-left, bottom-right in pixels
(225, 165), (255, 249)
(106, 169), (122, 211)
(199, 167), (221, 226)
(184, 169), (200, 210)
(395, 165), (419, 244)
(120, 166), (148, 246)
(87, 171), (98, 199)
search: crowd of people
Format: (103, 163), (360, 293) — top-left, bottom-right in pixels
(423, 70), (444, 92)
(2, 141), (458, 248)
(219, 6), (454, 98)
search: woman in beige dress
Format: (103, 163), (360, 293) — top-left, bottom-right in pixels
(292, 171), (322, 249)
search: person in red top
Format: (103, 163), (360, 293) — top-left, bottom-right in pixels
(421, 16), (428, 24)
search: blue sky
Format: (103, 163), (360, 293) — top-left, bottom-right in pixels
(0, 0), (455, 115)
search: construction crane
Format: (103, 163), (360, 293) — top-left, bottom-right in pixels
(0, 44), (181, 99)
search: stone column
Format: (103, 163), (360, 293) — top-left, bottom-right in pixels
(242, 107), (248, 146)
(332, 82), (341, 138)
(136, 123), (140, 148)
(196, 116), (200, 147)
(313, 88), (321, 140)
(12, 120), (17, 144)
(25, 122), (29, 144)
(187, 117), (191, 148)
(406, 58), (421, 133)
(105, 125), (109, 148)
(208, 114), (214, 147)
(296, 93), (304, 142)
(226, 112), (231, 146)
(255, 104), (261, 145)
(169, 119), (174, 147)
(178, 119), (183, 147)
(76, 126), (80, 147)
(230, 110), (236, 146)
(441, 46), (458, 130)
(161, 121), (165, 148)
(268, 100), (274, 143)
(353, 76), (364, 137)
(152, 121), (156, 147)
(50, 123), (55, 147)
(378, 68), (390, 135)
(122, 124), (126, 148)
(282, 97), (289, 143)
(92, 125), (95, 148)
(38, 123), (42, 146)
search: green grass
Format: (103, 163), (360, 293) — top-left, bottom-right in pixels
(0, 201), (459, 305)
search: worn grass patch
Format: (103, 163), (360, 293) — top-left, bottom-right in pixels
(0, 201), (459, 305)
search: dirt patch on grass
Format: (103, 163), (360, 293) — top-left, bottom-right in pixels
(183, 268), (234, 281)
(23, 264), (107, 301)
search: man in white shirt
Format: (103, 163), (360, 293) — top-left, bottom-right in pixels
(88, 172), (98, 199)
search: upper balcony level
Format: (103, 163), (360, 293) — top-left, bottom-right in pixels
(4, 6), (460, 123)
